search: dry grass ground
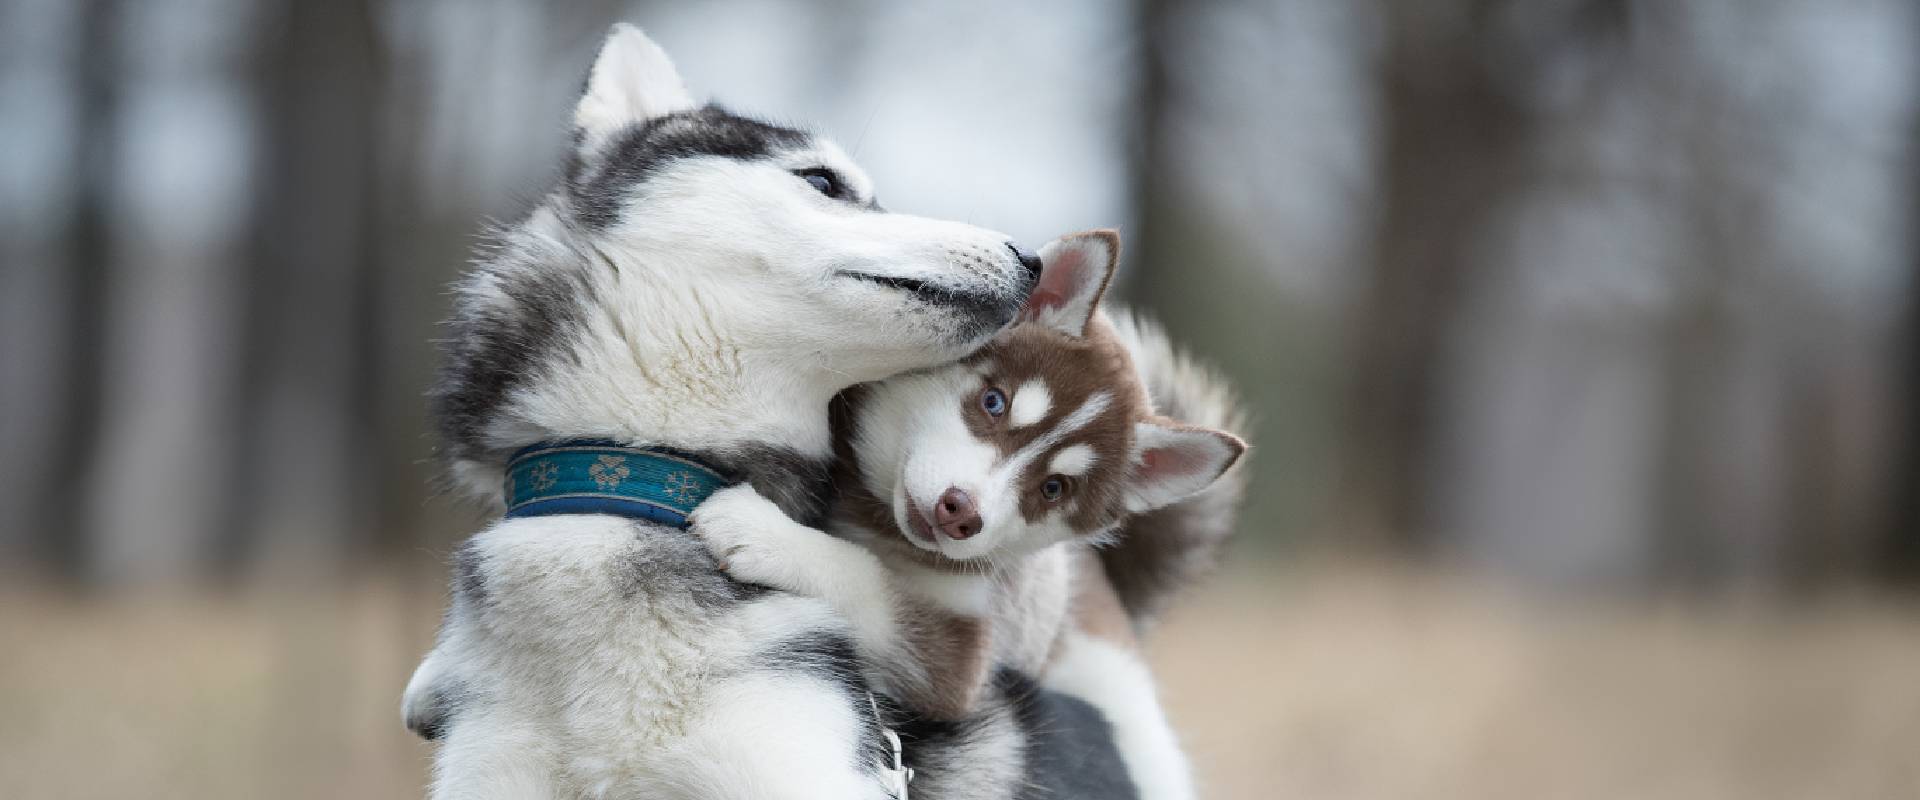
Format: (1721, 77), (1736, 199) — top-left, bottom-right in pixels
(3, 561), (1917, 798)
(1151, 564), (1920, 799)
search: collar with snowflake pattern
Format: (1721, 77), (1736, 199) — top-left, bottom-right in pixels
(502, 440), (728, 528)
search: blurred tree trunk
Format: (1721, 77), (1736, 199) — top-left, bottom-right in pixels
(1122, 0), (1176, 303)
(224, 0), (384, 575)
(39, 0), (122, 581)
(1336, 2), (1533, 551)
(365, 1), (434, 569)
(1891, 138), (1920, 584)
(1895, 353), (1920, 583)
(1647, 1), (1904, 592)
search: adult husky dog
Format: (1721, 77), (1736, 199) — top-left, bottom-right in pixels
(401, 24), (1052, 799)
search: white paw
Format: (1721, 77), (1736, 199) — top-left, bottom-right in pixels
(402, 651), (454, 739)
(690, 485), (807, 590)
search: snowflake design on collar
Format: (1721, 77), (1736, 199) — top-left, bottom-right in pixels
(529, 462), (560, 492)
(662, 470), (705, 505)
(588, 455), (630, 490)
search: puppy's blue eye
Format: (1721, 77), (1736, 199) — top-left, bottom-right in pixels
(980, 387), (1007, 417)
(1040, 476), (1067, 501)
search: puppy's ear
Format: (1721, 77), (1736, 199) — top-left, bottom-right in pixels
(1022, 229), (1120, 337)
(1122, 421), (1245, 514)
(574, 24), (697, 149)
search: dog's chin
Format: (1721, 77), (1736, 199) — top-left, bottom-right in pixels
(942, 295), (1024, 349)
(840, 270), (1029, 351)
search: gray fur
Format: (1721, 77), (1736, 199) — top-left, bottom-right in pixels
(430, 224), (599, 470)
(566, 105), (809, 231)
(1101, 310), (1252, 628)
(451, 538), (490, 609)
(758, 631), (893, 772)
(891, 670), (1137, 800)
(1002, 671), (1140, 800)
(704, 442), (836, 527)
(405, 678), (474, 742)
(403, 23), (1114, 799)
(606, 521), (766, 607)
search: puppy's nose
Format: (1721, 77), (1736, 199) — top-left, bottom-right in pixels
(933, 487), (981, 540)
(1008, 242), (1043, 285)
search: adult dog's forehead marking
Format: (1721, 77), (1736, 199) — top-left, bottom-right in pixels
(568, 104), (811, 230)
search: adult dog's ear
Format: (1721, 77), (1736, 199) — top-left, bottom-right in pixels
(574, 23), (697, 150)
(1023, 229), (1120, 338)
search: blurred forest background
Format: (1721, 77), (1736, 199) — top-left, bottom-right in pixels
(3, 0), (1918, 798)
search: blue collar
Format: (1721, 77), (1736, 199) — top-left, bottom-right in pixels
(503, 440), (729, 528)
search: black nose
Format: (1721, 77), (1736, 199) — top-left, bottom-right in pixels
(1008, 242), (1043, 285)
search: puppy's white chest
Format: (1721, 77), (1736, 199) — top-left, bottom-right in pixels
(900, 566), (994, 616)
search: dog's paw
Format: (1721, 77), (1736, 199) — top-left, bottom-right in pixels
(690, 485), (810, 590)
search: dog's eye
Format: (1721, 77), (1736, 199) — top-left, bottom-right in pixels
(1039, 475), (1068, 502)
(795, 168), (844, 199)
(979, 387), (1008, 418)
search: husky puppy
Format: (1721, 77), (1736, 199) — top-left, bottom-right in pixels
(400, 24), (1050, 799)
(1038, 307), (1252, 800)
(692, 231), (1247, 799)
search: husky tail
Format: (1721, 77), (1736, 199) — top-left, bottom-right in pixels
(1100, 310), (1251, 630)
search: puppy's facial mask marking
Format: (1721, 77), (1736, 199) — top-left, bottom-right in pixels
(853, 230), (1244, 563)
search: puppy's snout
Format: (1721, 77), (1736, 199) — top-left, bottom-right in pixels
(1007, 242), (1043, 286)
(933, 487), (981, 540)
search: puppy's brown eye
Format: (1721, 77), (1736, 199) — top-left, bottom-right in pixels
(980, 387), (1008, 417)
(1039, 475), (1067, 502)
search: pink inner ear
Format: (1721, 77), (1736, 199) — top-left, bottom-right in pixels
(1020, 248), (1086, 322)
(1019, 291), (1064, 322)
(1140, 444), (1206, 480)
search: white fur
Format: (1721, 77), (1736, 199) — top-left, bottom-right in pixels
(477, 159), (1027, 488)
(693, 486), (897, 654)
(409, 515), (898, 799)
(900, 564), (995, 616)
(696, 490), (1191, 799)
(1123, 422), (1243, 515)
(846, 339), (1122, 564)
(446, 39), (1032, 500)
(989, 545), (1072, 673)
(684, 278), (1228, 800)
(411, 24), (1038, 799)
(1042, 631), (1196, 800)
(698, 485), (1069, 716)
(849, 366), (1002, 558)
(1029, 234), (1115, 337)
(1008, 379), (1052, 427)
(857, 368), (1117, 564)
(957, 391), (1112, 554)
(1036, 391), (1109, 446)
(697, 486), (1072, 700)
(575, 24), (698, 153)
(1047, 443), (1096, 477)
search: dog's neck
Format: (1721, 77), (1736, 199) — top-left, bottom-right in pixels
(532, 359), (841, 524)
(506, 244), (851, 522)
